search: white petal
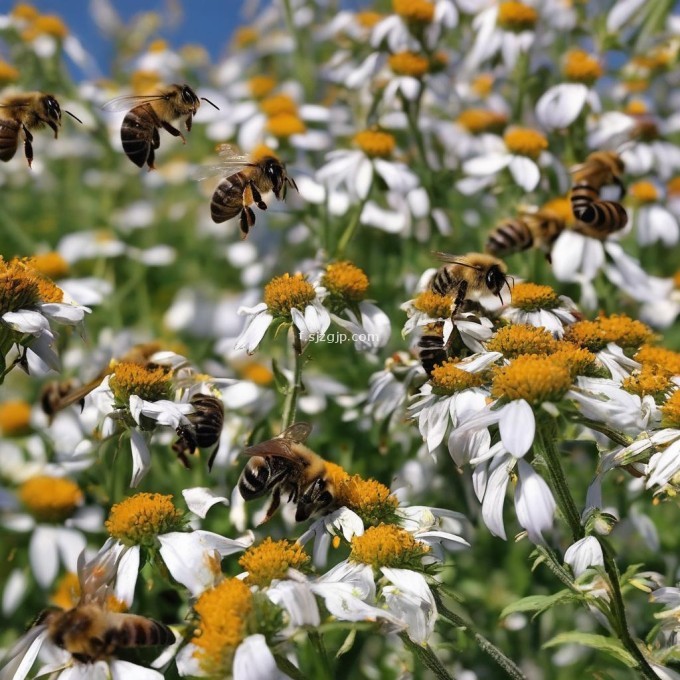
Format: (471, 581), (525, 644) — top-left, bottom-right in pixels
(381, 568), (436, 644)
(129, 430), (151, 487)
(233, 635), (288, 680)
(182, 487), (229, 518)
(0, 627), (48, 680)
(2, 569), (27, 615)
(514, 460), (556, 544)
(2, 310), (49, 334)
(536, 83), (588, 130)
(499, 400), (535, 457)
(481, 456), (512, 539)
(115, 545), (140, 606)
(355, 157), (374, 199)
(463, 152), (511, 176)
(110, 659), (165, 680)
(564, 536), (604, 577)
(234, 311), (274, 354)
(508, 156), (540, 191)
(30, 527), (58, 588)
(607, 0), (646, 30)
(267, 581), (320, 627)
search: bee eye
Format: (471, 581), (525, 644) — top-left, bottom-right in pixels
(182, 87), (195, 104)
(46, 97), (61, 119)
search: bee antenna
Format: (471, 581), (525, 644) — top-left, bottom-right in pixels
(201, 97), (219, 110)
(64, 110), (83, 124)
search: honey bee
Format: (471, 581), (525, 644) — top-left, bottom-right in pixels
(429, 252), (512, 314)
(34, 553), (174, 664)
(571, 199), (628, 240)
(238, 422), (336, 523)
(485, 207), (565, 261)
(417, 322), (448, 377)
(570, 150), (625, 197)
(173, 394), (225, 470)
(208, 145), (298, 238)
(0, 92), (82, 167)
(102, 84), (218, 169)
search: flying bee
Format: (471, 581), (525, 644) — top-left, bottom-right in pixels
(28, 553), (174, 665)
(570, 150), (626, 198)
(238, 422), (336, 523)
(485, 207), (565, 262)
(429, 252), (512, 315)
(570, 199), (628, 240)
(173, 394), (224, 470)
(0, 92), (82, 167)
(207, 145), (298, 238)
(102, 84), (218, 169)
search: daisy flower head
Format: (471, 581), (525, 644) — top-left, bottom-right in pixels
(234, 271), (330, 354)
(627, 179), (680, 246)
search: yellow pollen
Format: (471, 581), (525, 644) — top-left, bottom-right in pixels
(666, 176), (680, 197)
(661, 391), (680, 428)
(0, 258), (44, 313)
(674, 271), (680, 289)
(192, 578), (252, 677)
(356, 11), (383, 29)
(239, 537), (310, 588)
(629, 180), (659, 204)
(503, 127), (548, 159)
(623, 78), (649, 94)
(412, 290), (453, 318)
(11, 3), (39, 21)
(30, 252), (69, 279)
(248, 75), (277, 99)
(622, 366), (672, 401)
(18, 257), (64, 303)
(542, 197), (574, 222)
(232, 26), (258, 49)
(0, 60), (19, 84)
(0, 400), (32, 435)
(430, 360), (486, 395)
(392, 0), (435, 23)
(510, 282), (560, 311)
(491, 355), (572, 405)
(19, 476), (83, 522)
(350, 524), (430, 569)
(332, 535), (341, 549)
(22, 14), (68, 40)
(260, 94), (298, 117)
(635, 345), (680, 376)
(457, 108), (508, 135)
(130, 70), (162, 95)
(324, 461), (351, 489)
(472, 73), (495, 98)
(625, 99), (648, 116)
(266, 113), (306, 138)
(263, 273), (316, 317)
(109, 361), (171, 404)
(353, 129), (396, 158)
(487, 324), (561, 358)
(388, 51), (430, 78)
(50, 572), (80, 611)
(105, 493), (184, 546)
(322, 261), (369, 304)
(497, 1), (538, 31)
(238, 362), (274, 386)
(565, 315), (654, 353)
(337, 474), (399, 526)
(563, 50), (603, 83)
(550, 343), (598, 378)
(148, 39), (167, 53)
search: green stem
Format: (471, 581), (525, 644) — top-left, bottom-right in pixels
(432, 592), (527, 680)
(335, 193), (370, 258)
(281, 326), (304, 429)
(398, 632), (455, 680)
(274, 654), (311, 680)
(308, 630), (332, 680)
(577, 419), (633, 448)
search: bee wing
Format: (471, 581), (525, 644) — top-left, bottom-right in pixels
(279, 422), (312, 443)
(432, 252), (481, 270)
(242, 438), (298, 460)
(77, 549), (119, 604)
(101, 93), (168, 112)
(193, 161), (249, 182)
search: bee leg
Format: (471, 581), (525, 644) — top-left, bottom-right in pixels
(46, 120), (59, 139)
(22, 126), (34, 168)
(260, 488), (282, 524)
(161, 121), (186, 144)
(451, 281), (468, 316)
(207, 445), (219, 472)
(239, 206), (256, 239)
(249, 183), (267, 211)
(185, 115), (193, 133)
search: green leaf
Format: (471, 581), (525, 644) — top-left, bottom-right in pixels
(500, 590), (580, 619)
(271, 357), (290, 395)
(336, 629), (356, 658)
(543, 633), (637, 668)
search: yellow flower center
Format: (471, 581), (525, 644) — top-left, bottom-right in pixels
(322, 261), (369, 305)
(263, 273), (316, 317)
(0, 400), (31, 435)
(232, 26), (258, 49)
(239, 537), (310, 588)
(541, 197), (574, 222)
(635, 345), (680, 376)
(22, 14), (68, 40)
(661, 391), (680, 428)
(260, 94), (298, 117)
(392, 0), (435, 23)
(0, 257), (62, 314)
(238, 362), (274, 386)
(350, 524), (430, 569)
(337, 474), (399, 527)
(50, 572), (80, 610)
(11, 3), (39, 21)
(179, 44), (209, 66)
(356, 11), (383, 28)
(667, 176), (680, 197)
(487, 324), (561, 358)
(674, 272), (680, 290)
(625, 98), (648, 116)
(510, 282), (561, 311)
(0, 60), (19, 83)
(550, 343), (598, 378)
(471, 73), (495, 98)
(19, 476), (83, 522)
(109, 361), (172, 404)
(130, 70), (162, 95)
(563, 50), (603, 83)
(266, 113), (306, 138)
(192, 578), (253, 677)
(457, 108), (508, 135)
(353, 130), (396, 158)
(622, 366), (672, 401)
(430, 360), (486, 395)
(497, 1), (538, 31)
(105, 493), (184, 547)
(148, 38), (167, 53)
(388, 51), (430, 78)
(491, 355), (572, 405)
(324, 461), (351, 489)
(503, 127), (548, 159)
(629, 180), (659, 204)
(248, 75), (277, 99)
(412, 290), (453, 318)
(30, 252), (69, 279)
(565, 315), (654, 353)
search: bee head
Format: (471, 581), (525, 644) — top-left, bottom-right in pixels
(486, 265), (509, 298)
(295, 477), (334, 522)
(263, 157), (287, 196)
(180, 84), (199, 109)
(43, 95), (62, 123)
